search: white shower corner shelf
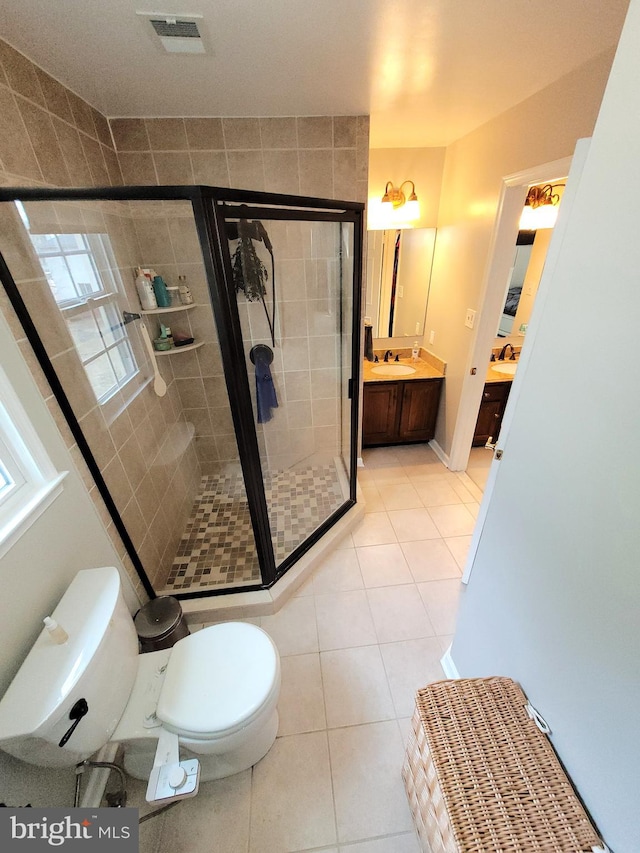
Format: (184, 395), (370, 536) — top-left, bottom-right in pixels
(155, 341), (204, 356)
(141, 303), (198, 315)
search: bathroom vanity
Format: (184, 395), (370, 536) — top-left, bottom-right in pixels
(472, 353), (519, 446)
(362, 354), (444, 446)
(473, 380), (512, 446)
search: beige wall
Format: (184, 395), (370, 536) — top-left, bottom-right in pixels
(367, 147), (445, 230)
(426, 48), (616, 456)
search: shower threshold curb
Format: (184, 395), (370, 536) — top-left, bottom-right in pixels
(179, 499), (365, 625)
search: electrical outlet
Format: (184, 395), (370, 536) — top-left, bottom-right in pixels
(429, 330), (435, 345)
(465, 308), (476, 329)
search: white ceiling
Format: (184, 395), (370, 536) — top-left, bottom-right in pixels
(0, 0), (629, 147)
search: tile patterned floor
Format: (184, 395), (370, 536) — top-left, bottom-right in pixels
(163, 462), (346, 591)
(136, 443), (478, 853)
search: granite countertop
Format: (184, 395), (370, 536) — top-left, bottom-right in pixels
(363, 350), (445, 383)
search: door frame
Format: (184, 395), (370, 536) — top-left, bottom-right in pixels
(459, 143), (590, 583)
(449, 155), (573, 474)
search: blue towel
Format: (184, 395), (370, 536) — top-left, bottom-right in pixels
(255, 353), (278, 423)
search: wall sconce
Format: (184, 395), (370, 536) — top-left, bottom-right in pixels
(519, 183), (565, 230)
(380, 180), (420, 222)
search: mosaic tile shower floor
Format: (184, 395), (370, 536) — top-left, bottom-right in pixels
(161, 462), (346, 592)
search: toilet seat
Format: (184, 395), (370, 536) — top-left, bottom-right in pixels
(156, 622), (279, 740)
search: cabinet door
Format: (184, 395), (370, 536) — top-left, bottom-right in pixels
(398, 380), (443, 442)
(473, 382), (511, 446)
(362, 382), (399, 445)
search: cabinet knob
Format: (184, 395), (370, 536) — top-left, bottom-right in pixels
(494, 413), (500, 419)
(483, 391), (490, 399)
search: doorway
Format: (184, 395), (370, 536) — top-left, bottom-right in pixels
(447, 155), (574, 477)
(466, 221), (560, 491)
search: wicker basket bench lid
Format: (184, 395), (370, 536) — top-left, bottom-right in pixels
(408, 677), (605, 853)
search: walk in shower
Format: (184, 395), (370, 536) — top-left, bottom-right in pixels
(0, 185), (363, 598)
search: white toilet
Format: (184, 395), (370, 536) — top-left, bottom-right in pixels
(0, 567), (281, 790)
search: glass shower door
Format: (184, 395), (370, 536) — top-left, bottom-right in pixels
(226, 212), (356, 572)
(0, 183), (363, 598)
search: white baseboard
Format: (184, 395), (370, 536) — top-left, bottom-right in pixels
(429, 439), (450, 469)
(440, 645), (460, 679)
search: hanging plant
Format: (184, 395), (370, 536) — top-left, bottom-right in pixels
(231, 219), (276, 346)
(232, 222), (268, 302)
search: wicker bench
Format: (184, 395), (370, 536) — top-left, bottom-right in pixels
(402, 677), (607, 853)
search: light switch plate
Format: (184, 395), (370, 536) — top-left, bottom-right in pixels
(465, 308), (476, 329)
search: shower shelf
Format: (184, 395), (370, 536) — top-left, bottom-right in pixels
(141, 303), (198, 315)
(155, 342), (204, 356)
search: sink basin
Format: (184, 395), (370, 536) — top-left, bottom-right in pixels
(491, 362), (517, 376)
(371, 364), (417, 376)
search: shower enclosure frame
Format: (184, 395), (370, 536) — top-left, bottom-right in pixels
(0, 184), (364, 600)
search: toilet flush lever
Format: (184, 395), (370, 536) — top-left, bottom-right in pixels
(59, 698), (89, 748)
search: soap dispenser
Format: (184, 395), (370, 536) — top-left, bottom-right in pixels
(411, 341), (420, 362)
(364, 324), (374, 362)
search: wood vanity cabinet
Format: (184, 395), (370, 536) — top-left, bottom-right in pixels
(473, 381), (512, 447)
(363, 379), (443, 446)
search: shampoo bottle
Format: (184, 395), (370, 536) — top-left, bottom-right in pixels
(152, 275), (171, 308)
(135, 268), (157, 311)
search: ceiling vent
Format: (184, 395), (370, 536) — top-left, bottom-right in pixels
(139, 12), (206, 53)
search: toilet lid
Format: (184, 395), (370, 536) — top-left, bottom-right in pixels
(157, 622), (279, 737)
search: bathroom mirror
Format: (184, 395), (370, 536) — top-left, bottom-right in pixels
(496, 229), (551, 339)
(497, 232), (533, 337)
(365, 228), (436, 338)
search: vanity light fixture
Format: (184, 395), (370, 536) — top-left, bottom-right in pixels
(380, 180), (420, 222)
(519, 183), (565, 230)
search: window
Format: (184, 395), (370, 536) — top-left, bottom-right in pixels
(29, 232), (138, 404)
(0, 363), (66, 558)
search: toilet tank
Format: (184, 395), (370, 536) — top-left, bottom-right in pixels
(0, 567), (138, 767)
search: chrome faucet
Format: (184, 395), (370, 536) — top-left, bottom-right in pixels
(383, 350), (393, 362)
(498, 343), (517, 361)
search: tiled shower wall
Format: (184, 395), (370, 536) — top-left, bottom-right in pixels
(109, 117), (369, 475)
(0, 36), (369, 597)
(0, 198), (205, 592)
(109, 115), (369, 200)
(0, 39), (152, 602)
